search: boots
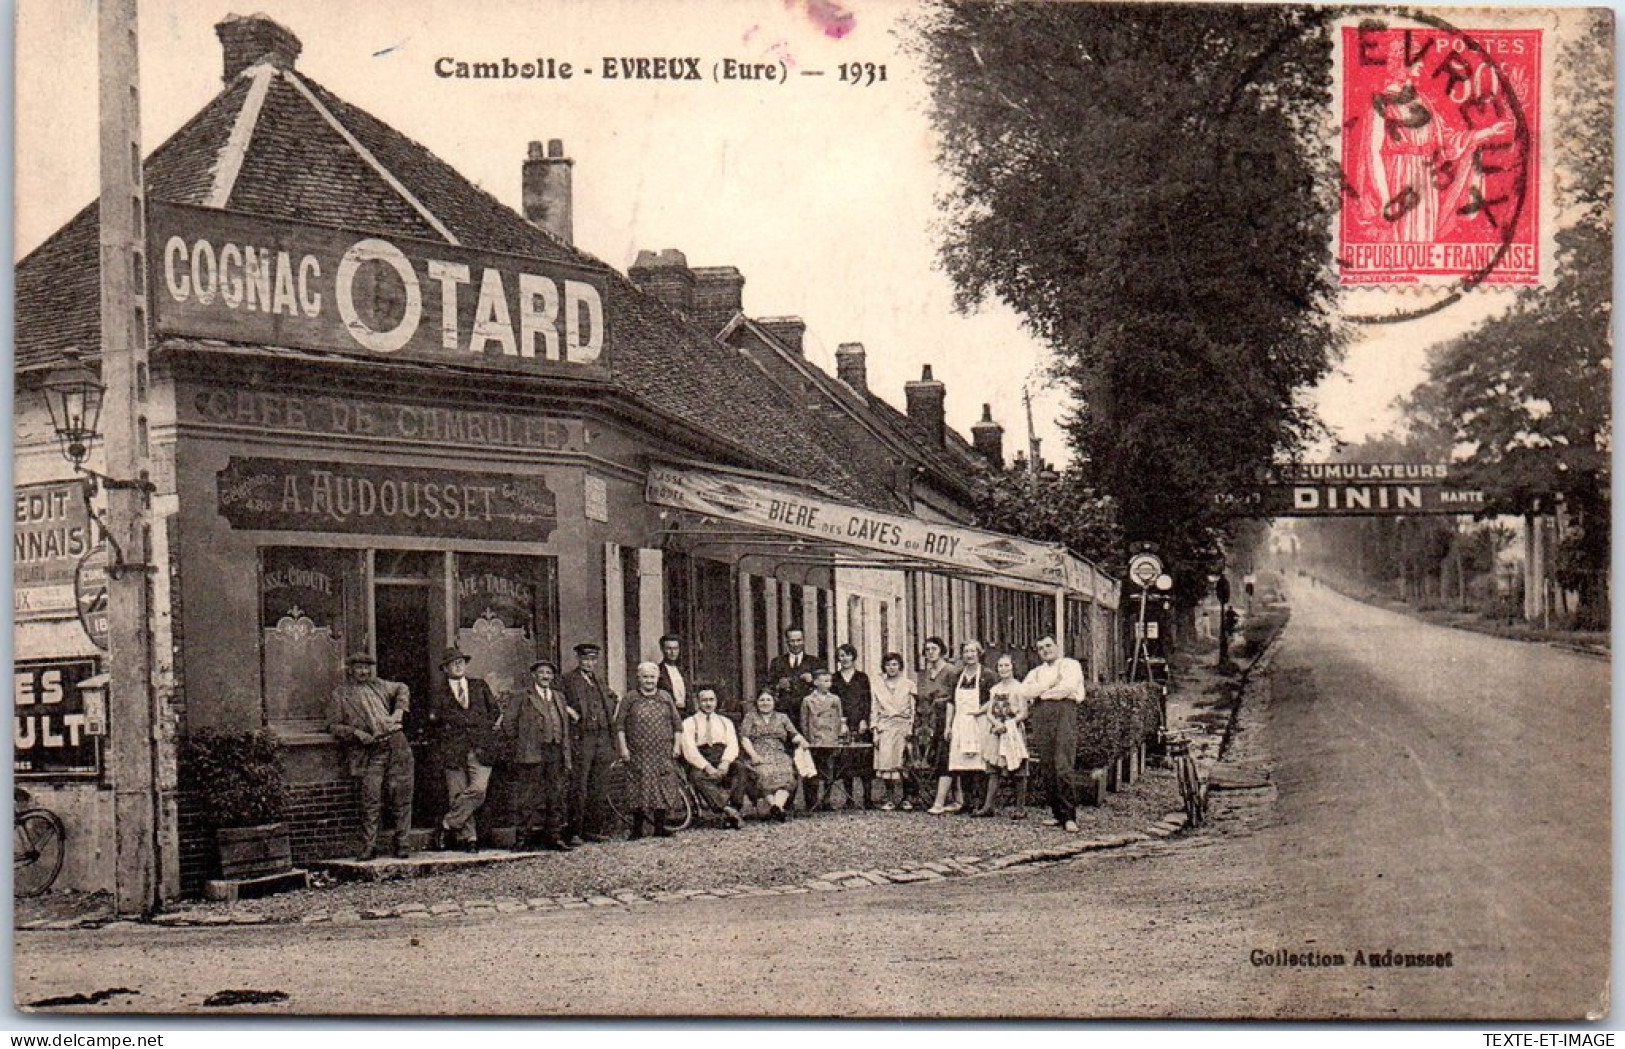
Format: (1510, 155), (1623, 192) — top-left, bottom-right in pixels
(652, 809), (673, 837)
(629, 812), (647, 840)
(1011, 773), (1028, 820)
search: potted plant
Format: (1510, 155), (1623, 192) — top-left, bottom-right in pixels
(178, 730), (293, 880)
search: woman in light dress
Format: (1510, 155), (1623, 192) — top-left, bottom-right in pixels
(973, 653), (1030, 819)
(868, 652), (916, 810)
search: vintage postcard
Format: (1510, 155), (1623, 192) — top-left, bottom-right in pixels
(11, 0), (1612, 1022)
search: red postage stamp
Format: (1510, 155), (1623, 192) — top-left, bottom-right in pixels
(1339, 22), (1542, 287)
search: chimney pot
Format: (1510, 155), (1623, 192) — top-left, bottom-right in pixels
(835, 342), (867, 393)
(971, 402), (1005, 468)
(904, 363), (948, 448)
(522, 138), (574, 244)
(215, 14), (303, 82)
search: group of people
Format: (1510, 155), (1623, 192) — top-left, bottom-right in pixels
(327, 627), (1090, 863)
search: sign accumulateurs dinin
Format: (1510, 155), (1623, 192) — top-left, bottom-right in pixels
(1217, 463), (1486, 517)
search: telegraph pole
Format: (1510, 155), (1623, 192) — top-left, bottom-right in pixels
(1022, 385), (1042, 495)
(100, 0), (160, 915)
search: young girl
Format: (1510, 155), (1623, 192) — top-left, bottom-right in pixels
(868, 652), (916, 810)
(974, 653), (1031, 818)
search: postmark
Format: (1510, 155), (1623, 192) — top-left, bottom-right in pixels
(1338, 15), (1542, 295)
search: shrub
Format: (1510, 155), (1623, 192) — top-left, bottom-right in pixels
(177, 730), (289, 828)
(1076, 683), (1160, 768)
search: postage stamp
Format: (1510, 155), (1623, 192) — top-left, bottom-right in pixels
(1338, 19), (1542, 287)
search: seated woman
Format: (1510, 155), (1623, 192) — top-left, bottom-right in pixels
(739, 689), (810, 821)
(679, 686), (746, 829)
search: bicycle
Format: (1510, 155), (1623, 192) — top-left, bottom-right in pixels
(605, 759), (695, 833)
(1159, 730), (1206, 828)
(14, 787), (67, 897)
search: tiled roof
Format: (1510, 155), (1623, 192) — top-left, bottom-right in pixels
(14, 61), (892, 508)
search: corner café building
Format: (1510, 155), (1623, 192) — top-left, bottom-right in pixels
(13, 14), (1118, 896)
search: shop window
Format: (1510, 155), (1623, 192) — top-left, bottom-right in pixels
(455, 553), (558, 695)
(260, 547), (357, 729)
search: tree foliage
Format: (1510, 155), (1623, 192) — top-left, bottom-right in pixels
(915, 2), (1344, 603)
(973, 464), (1123, 573)
(1401, 11), (1611, 626)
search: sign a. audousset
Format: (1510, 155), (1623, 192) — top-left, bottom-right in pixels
(151, 202), (609, 370)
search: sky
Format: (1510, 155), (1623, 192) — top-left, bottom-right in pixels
(13, 0), (1555, 465)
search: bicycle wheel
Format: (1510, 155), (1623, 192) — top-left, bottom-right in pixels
(14, 809), (66, 898)
(661, 784), (694, 832)
(605, 761), (633, 828)
(1177, 757), (1203, 828)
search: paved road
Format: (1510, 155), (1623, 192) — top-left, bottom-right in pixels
(15, 587), (1609, 1019)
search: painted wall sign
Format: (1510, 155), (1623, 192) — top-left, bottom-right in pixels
(151, 202), (609, 371)
(14, 482), (92, 618)
(647, 463), (1072, 589)
(1215, 485), (1487, 517)
(218, 458), (557, 541)
(14, 658), (103, 778)
(186, 386), (579, 453)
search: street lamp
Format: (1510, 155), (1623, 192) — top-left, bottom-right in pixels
(41, 350), (155, 578)
(42, 356), (105, 469)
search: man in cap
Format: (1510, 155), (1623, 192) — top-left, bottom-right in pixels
(499, 657), (574, 851)
(427, 646), (501, 852)
(562, 642), (618, 843)
(328, 652), (413, 861)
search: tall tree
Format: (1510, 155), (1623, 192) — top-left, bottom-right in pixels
(915, 2), (1344, 604)
(1402, 11), (1611, 626)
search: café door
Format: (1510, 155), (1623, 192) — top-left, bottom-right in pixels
(374, 577), (445, 828)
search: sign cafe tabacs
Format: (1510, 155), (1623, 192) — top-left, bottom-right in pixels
(151, 202), (609, 369)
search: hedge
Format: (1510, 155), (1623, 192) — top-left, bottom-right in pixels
(1076, 683), (1161, 769)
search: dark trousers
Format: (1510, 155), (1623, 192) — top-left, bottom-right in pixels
(356, 731), (414, 852)
(688, 743), (746, 814)
(1027, 700), (1079, 823)
(511, 744), (569, 843)
(570, 731), (617, 838)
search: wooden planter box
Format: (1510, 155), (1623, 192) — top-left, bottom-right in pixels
(1123, 742), (1145, 785)
(216, 823), (293, 880)
(1077, 767), (1108, 807)
(1105, 755), (1121, 792)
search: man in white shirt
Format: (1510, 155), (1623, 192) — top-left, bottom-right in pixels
(680, 686), (745, 829)
(1021, 635), (1087, 832)
(656, 634), (689, 713)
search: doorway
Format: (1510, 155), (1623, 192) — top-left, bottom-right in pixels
(374, 581), (442, 828)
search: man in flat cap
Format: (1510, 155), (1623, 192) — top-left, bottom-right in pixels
(427, 646), (501, 852)
(563, 642), (618, 844)
(499, 657), (573, 851)
(328, 652), (413, 861)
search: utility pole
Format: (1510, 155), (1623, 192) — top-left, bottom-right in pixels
(100, 0), (160, 916)
(1022, 385), (1042, 496)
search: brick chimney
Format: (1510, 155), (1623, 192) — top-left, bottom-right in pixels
(522, 139), (573, 245)
(836, 342), (867, 393)
(216, 14), (302, 82)
(692, 267), (745, 335)
(904, 364), (947, 447)
(758, 317), (806, 355)
(971, 403), (1004, 467)
(628, 249), (695, 317)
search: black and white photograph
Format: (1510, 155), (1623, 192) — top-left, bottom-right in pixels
(9, 0), (1613, 1022)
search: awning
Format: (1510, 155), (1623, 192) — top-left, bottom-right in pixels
(646, 463), (1118, 608)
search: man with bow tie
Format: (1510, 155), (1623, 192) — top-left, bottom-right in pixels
(428, 646), (501, 852)
(679, 686), (746, 829)
(500, 658), (574, 851)
(764, 627), (825, 719)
